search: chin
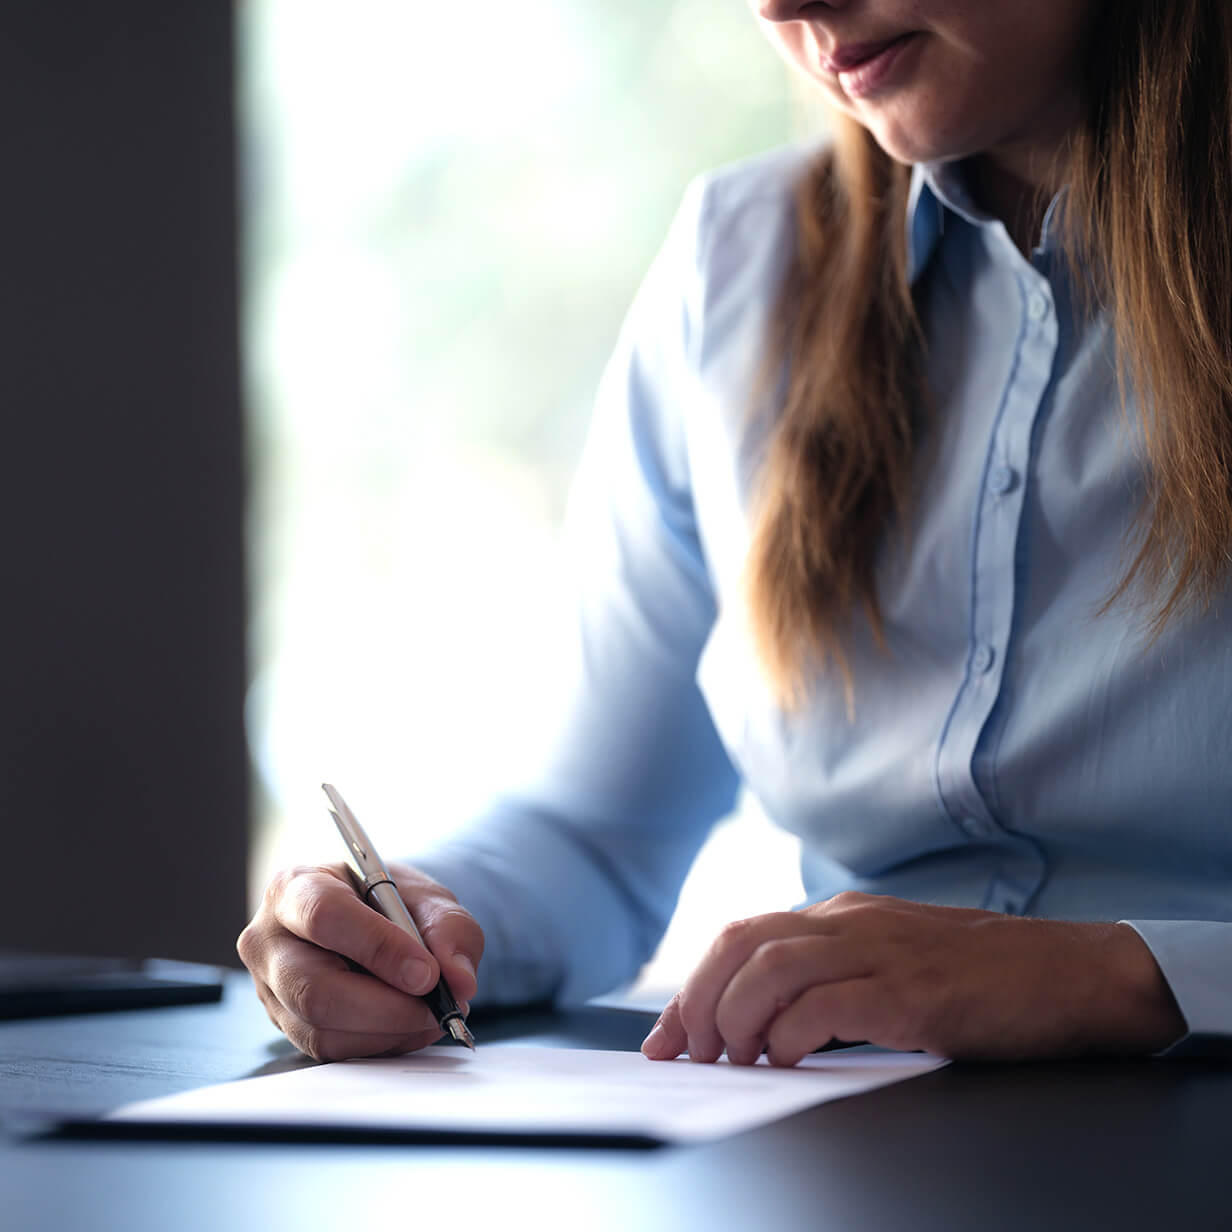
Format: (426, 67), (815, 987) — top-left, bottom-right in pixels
(860, 118), (971, 169)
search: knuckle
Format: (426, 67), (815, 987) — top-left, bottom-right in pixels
(235, 923), (258, 967)
(265, 864), (308, 906)
(285, 970), (333, 1026)
(713, 997), (754, 1045)
(460, 916), (486, 963)
(435, 904), (484, 951)
(293, 884), (336, 942)
(827, 891), (873, 911)
(297, 1028), (335, 1062)
(750, 937), (796, 979)
(429, 903), (470, 933)
(262, 869), (290, 907)
(274, 863), (337, 905)
(716, 916), (756, 953)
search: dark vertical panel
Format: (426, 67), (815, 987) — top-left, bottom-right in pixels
(0, 2), (247, 965)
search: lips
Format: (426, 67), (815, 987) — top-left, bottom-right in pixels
(819, 34), (913, 75)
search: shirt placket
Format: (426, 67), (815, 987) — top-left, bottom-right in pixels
(934, 237), (1058, 915)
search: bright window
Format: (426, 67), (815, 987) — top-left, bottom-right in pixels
(240, 0), (816, 992)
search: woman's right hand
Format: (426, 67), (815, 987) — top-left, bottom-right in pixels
(236, 860), (484, 1061)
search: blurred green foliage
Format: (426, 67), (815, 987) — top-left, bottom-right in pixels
(237, 2), (818, 873)
(241, 0), (804, 507)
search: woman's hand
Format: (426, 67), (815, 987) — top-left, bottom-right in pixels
(237, 861), (484, 1061)
(641, 893), (1184, 1066)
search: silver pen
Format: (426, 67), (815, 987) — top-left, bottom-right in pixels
(323, 783), (476, 1049)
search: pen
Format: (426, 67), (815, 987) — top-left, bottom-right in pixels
(322, 782), (476, 1049)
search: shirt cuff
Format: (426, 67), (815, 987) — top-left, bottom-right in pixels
(1122, 919), (1232, 1058)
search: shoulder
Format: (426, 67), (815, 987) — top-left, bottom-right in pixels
(612, 141), (827, 418)
(691, 140), (824, 224)
(682, 141), (823, 269)
(665, 141), (823, 370)
(652, 141), (826, 280)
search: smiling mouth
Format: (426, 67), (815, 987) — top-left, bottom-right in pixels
(819, 33), (916, 76)
(818, 32), (920, 99)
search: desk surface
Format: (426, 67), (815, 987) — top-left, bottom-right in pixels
(2, 972), (1230, 1232)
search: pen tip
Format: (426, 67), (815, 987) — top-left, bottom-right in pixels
(448, 1018), (477, 1050)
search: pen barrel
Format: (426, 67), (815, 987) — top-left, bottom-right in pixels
(364, 879), (427, 947)
(364, 879), (465, 1027)
(422, 979), (465, 1026)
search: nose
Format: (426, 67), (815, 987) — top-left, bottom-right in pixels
(754, 0), (843, 22)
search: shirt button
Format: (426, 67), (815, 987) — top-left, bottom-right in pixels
(1027, 292), (1049, 322)
(971, 643), (995, 674)
(987, 464), (1016, 495)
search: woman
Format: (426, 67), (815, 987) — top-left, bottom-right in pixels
(238, 0), (1232, 1065)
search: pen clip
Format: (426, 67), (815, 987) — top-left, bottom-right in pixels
(322, 783), (387, 882)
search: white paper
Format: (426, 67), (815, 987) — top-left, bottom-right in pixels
(108, 1044), (947, 1143)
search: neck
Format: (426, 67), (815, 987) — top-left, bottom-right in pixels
(967, 153), (1057, 257)
(966, 99), (1080, 256)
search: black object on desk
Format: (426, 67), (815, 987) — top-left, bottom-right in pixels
(0, 953), (224, 1020)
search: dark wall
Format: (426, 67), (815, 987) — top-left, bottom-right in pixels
(0, 3), (248, 965)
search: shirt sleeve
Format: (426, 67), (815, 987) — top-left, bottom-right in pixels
(412, 177), (741, 1007)
(1122, 920), (1232, 1057)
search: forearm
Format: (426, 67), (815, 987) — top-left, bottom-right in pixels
(413, 799), (706, 1007)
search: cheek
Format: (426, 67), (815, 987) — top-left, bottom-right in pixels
(845, 31), (1066, 166)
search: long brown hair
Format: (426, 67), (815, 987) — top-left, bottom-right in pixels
(746, 0), (1232, 707)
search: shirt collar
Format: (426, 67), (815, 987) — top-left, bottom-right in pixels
(906, 162), (945, 284)
(906, 160), (1067, 282)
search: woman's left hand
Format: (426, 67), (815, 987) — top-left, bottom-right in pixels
(641, 893), (1185, 1066)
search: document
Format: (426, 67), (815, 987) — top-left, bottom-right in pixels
(107, 1044), (947, 1143)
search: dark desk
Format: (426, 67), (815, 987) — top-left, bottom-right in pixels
(2, 973), (1229, 1232)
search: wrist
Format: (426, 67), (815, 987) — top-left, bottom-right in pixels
(1088, 923), (1186, 1055)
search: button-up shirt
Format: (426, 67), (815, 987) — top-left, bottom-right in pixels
(418, 144), (1232, 1054)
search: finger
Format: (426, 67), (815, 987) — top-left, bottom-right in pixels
(764, 978), (883, 1068)
(641, 992), (687, 1060)
(263, 933), (446, 1037)
(272, 865), (441, 997)
(257, 961), (449, 1060)
(677, 913), (830, 1063)
(715, 935), (873, 1064)
(291, 1028), (442, 1063)
(393, 865), (485, 1004)
(255, 961), (446, 1060)
(253, 975), (285, 1033)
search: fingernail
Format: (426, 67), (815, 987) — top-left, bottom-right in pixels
(400, 958), (431, 993)
(641, 1022), (666, 1058)
(451, 953), (476, 983)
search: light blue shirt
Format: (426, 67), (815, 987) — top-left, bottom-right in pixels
(417, 144), (1232, 1055)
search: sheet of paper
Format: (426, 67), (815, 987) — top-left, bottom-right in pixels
(107, 1044), (947, 1143)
